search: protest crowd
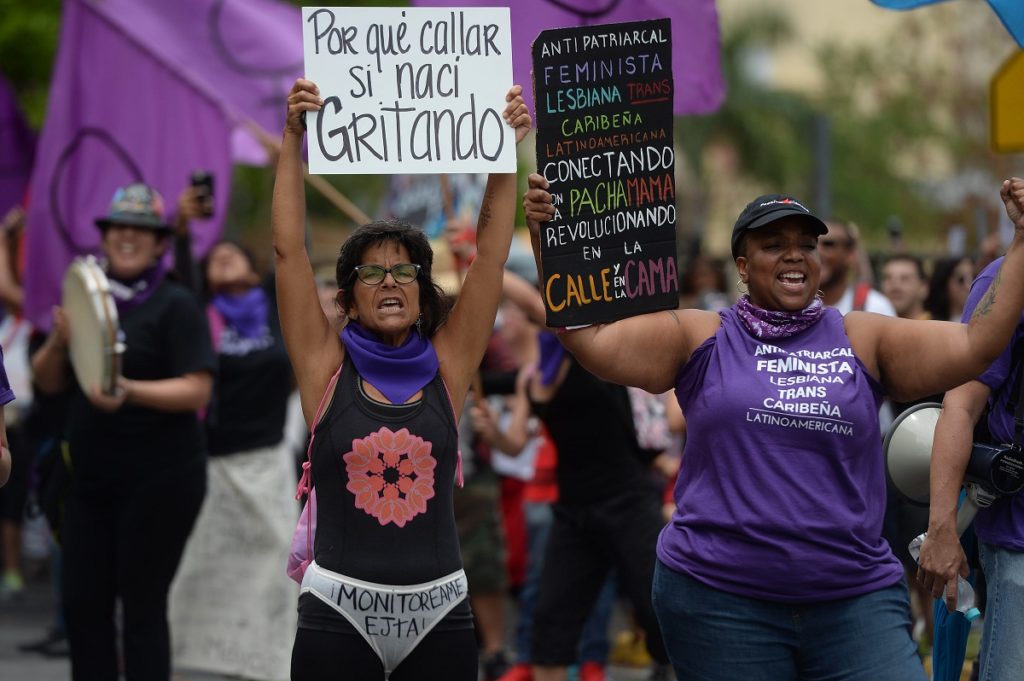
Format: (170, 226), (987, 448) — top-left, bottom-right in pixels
(1, 2), (1023, 681)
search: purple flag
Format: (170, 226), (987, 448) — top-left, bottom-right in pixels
(0, 75), (36, 218)
(24, 0), (303, 330)
(412, 0), (724, 117)
(81, 0), (303, 164)
(871, 0), (1024, 48)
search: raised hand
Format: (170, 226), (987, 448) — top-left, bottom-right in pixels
(502, 85), (532, 145)
(285, 78), (323, 138)
(1001, 176), (1024, 233)
(523, 173), (554, 237)
(175, 186), (206, 235)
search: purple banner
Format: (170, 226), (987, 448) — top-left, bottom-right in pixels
(24, 0), (304, 330)
(24, 0), (232, 329)
(0, 75), (36, 218)
(85, 0), (303, 164)
(412, 0), (725, 117)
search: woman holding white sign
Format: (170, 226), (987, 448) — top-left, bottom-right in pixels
(275, 78), (530, 681)
(523, 174), (1024, 681)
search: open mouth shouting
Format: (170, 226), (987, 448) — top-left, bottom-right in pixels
(778, 271), (806, 293)
(378, 296), (405, 312)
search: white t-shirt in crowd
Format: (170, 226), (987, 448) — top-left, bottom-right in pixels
(833, 285), (897, 317)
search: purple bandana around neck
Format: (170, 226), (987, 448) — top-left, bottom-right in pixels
(733, 294), (825, 340)
(341, 322), (439, 404)
(537, 331), (567, 386)
(107, 262), (166, 314)
(212, 288), (269, 339)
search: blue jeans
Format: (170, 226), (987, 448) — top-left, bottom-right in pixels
(652, 560), (927, 681)
(515, 501), (613, 664)
(978, 543), (1024, 681)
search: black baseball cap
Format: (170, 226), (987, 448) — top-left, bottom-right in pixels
(731, 194), (828, 258)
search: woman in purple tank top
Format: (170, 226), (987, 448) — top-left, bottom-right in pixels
(523, 174), (1024, 681)
(274, 79), (531, 681)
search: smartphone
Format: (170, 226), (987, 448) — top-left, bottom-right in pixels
(190, 170), (215, 218)
(885, 215), (903, 239)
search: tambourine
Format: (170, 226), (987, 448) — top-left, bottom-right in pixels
(61, 255), (124, 395)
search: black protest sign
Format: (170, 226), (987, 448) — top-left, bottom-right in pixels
(532, 19), (678, 327)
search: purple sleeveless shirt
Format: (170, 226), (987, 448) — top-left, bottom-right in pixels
(658, 306), (904, 602)
(962, 257), (1024, 551)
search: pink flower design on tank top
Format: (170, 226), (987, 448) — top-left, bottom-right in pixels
(343, 427), (437, 527)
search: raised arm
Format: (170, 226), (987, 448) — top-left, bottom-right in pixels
(272, 78), (344, 424)
(470, 374), (533, 456)
(171, 187), (205, 295)
(522, 173), (719, 394)
(916, 380), (989, 610)
(850, 178), (1024, 401)
(433, 86), (531, 410)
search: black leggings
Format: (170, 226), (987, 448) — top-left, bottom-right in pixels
(61, 462), (205, 681)
(531, 489), (669, 666)
(291, 626), (478, 681)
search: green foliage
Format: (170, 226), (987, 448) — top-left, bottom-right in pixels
(0, 0), (62, 126)
(674, 5), (1012, 252)
(679, 7), (815, 193)
(815, 33), (947, 245)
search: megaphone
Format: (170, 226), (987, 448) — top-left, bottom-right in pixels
(883, 402), (1024, 534)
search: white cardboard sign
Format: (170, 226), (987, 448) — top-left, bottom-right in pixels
(301, 7), (515, 174)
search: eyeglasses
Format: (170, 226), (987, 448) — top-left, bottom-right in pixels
(352, 263), (421, 285)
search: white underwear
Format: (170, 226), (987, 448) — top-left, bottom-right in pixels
(300, 561), (469, 678)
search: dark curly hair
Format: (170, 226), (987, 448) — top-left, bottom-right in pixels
(336, 219), (451, 337)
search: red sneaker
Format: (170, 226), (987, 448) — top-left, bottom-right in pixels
(579, 661), (606, 681)
(496, 663), (534, 681)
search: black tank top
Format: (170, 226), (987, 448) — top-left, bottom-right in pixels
(309, 359), (464, 582)
(531, 358), (651, 504)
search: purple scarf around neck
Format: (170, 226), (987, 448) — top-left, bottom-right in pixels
(341, 322), (439, 404)
(212, 288), (269, 339)
(107, 262), (166, 314)
(734, 294), (825, 340)
(537, 330), (567, 386)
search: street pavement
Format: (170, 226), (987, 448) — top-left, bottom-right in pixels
(1, 562), (668, 681)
